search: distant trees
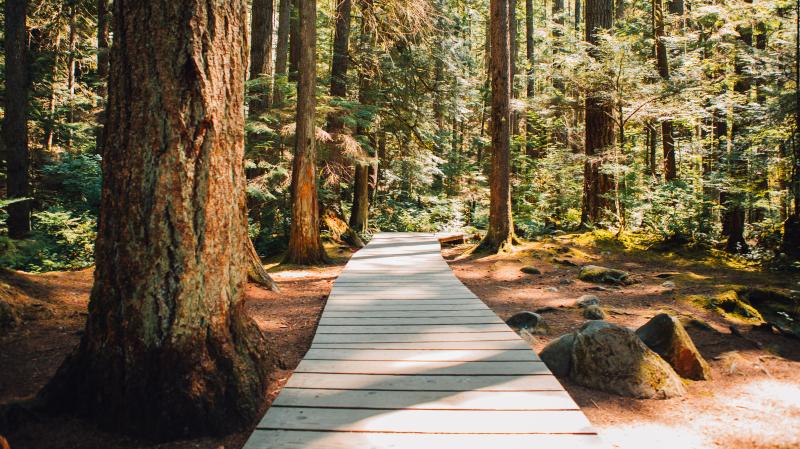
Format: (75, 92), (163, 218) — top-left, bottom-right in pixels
(40, 0), (269, 437)
(3, 0), (31, 239)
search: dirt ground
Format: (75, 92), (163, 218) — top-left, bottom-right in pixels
(1, 235), (799, 449)
(0, 245), (353, 449)
(442, 233), (800, 449)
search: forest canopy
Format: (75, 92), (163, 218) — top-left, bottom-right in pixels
(1, 0), (799, 270)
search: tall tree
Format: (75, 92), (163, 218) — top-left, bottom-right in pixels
(3, 0), (31, 238)
(96, 0), (112, 153)
(40, 0), (270, 438)
(581, 0), (615, 225)
(525, 0), (536, 156)
(327, 0), (352, 134)
(477, 0), (515, 252)
(273, 0), (291, 106)
(781, 0), (800, 258)
(288, 0), (300, 82)
(249, 0), (275, 117)
(286, 0), (328, 264)
(653, 0), (676, 181)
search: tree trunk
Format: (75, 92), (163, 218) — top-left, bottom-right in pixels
(326, 0), (352, 133)
(581, 0), (615, 226)
(249, 0), (275, 117)
(96, 0), (111, 154)
(349, 161), (370, 233)
(39, 0), (270, 439)
(477, 0), (515, 253)
(272, 0), (290, 106)
(3, 0), (31, 239)
(525, 0), (536, 157)
(247, 239), (280, 291)
(510, 0), (519, 136)
(781, 0), (800, 257)
(575, 0), (582, 30)
(653, 0), (676, 181)
(66, 4), (77, 151)
(615, 0), (624, 20)
(288, 0), (300, 83)
(286, 0), (328, 265)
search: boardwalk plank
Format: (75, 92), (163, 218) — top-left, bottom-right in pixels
(284, 373), (565, 391)
(294, 360), (549, 375)
(303, 348), (538, 361)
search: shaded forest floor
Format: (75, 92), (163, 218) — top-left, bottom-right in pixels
(1, 235), (799, 448)
(443, 233), (800, 449)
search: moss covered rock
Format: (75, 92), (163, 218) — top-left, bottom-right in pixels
(636, 313), (711, 380)
(540, 332), (576, 377)
(571, 321), (686, 399)
(578, 265), (636, 286)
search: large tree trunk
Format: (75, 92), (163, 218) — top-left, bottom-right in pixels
(288, 0), (300, 83)
(3, 0), (31, 239)
(39, 0), (270, 439)
(286, 0), (328, 265)
(581, 0), (615, 225)
(653, 0), (676, 181)
(349, 162), (370, 233)
(477, 0), (515, 253)
(96, 0), (111, 154)
(249, 0), (275, 118)
(272, 0), (291, 106)
(327, 0), (352, 134)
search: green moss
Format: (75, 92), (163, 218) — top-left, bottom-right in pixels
(685, 290), (763, 323)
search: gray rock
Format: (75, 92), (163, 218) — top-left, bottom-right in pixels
(578, 265), (636, 286)
(546, 286), (559, 293)
(583, 304), (607, 320)
(506, 311), (548, 334)
(540, 333), (576, 377)
(661, 281), (676, 289)
(636, 313), (711, 380)
(576, 295), (600, 308)
(521, 266), (542, 275)
(571, 321), (686, 399)
(559, 278), (574, 285)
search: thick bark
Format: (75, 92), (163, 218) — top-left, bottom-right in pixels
(326, 0), (352, 133)
(525, 0), (536, 157)
(272, 0), (291, 106)
(510, 0), (519, 135)
(286, 0), (328, 265)
(96, 0), (111, 154)
(477, 0), (515, 253)
(653, 0), (676, 181)
(3, 0), (31, 239)
(249, 0), (275, 117)
(39, 0), (270, 439)
(581, 0), (615, 225)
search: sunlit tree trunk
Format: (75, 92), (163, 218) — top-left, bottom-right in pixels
(272, 0), (290, 106)
(3, 0), (31, 239)
(581, 0), (615, 225)
(477, 0), (515, 253)
(286, 0), (328, 265)
(39, 0), (270, 438)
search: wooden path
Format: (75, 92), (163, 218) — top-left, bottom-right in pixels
(244, 232), (605, 449)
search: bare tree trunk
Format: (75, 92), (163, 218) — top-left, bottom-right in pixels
(525, 0), (536, 157)
(581, 0), (615, 225)
(66, 4), (77, 151)
(3, 0), (31, 239)
(272, 0), (291, 106)
(653, 0), (676, 181)
(286, 0), (328, 265)
(349, 162), (370, 233)
(39, 0), (270, 438)
(477, 0), (515, 253)
(249, 0), (275, 117)
(326, 0), (352, 133)
(288, 0), (300, 83)
(510, 0), (519, 136)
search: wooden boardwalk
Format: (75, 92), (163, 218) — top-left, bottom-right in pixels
(244, 232), (605, 449)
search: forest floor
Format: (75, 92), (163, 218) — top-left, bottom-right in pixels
(1, 234), (799, 449)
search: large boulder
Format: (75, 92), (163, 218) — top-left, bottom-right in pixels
(578, 265), (636, 286)
(540, 333), (576, 377)
(636, 313), (711, 380)
(571, 321), (686, 399)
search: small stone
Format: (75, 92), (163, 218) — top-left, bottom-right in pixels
(521, 266), (542, 275)
(546, 286), (559, 293)
(554, 258), (578, 267)
(540, 333), (576, 377)
(578, 265), (636, 286)
(636, 313), (711, 380)
(661, 281), (676, 289)
(506, 311), (548, 334)
(535, 306), (559, 314)
(559, 278), (574, 285)
(583, 304), (607, 320)
(576, 295), (600, 308)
